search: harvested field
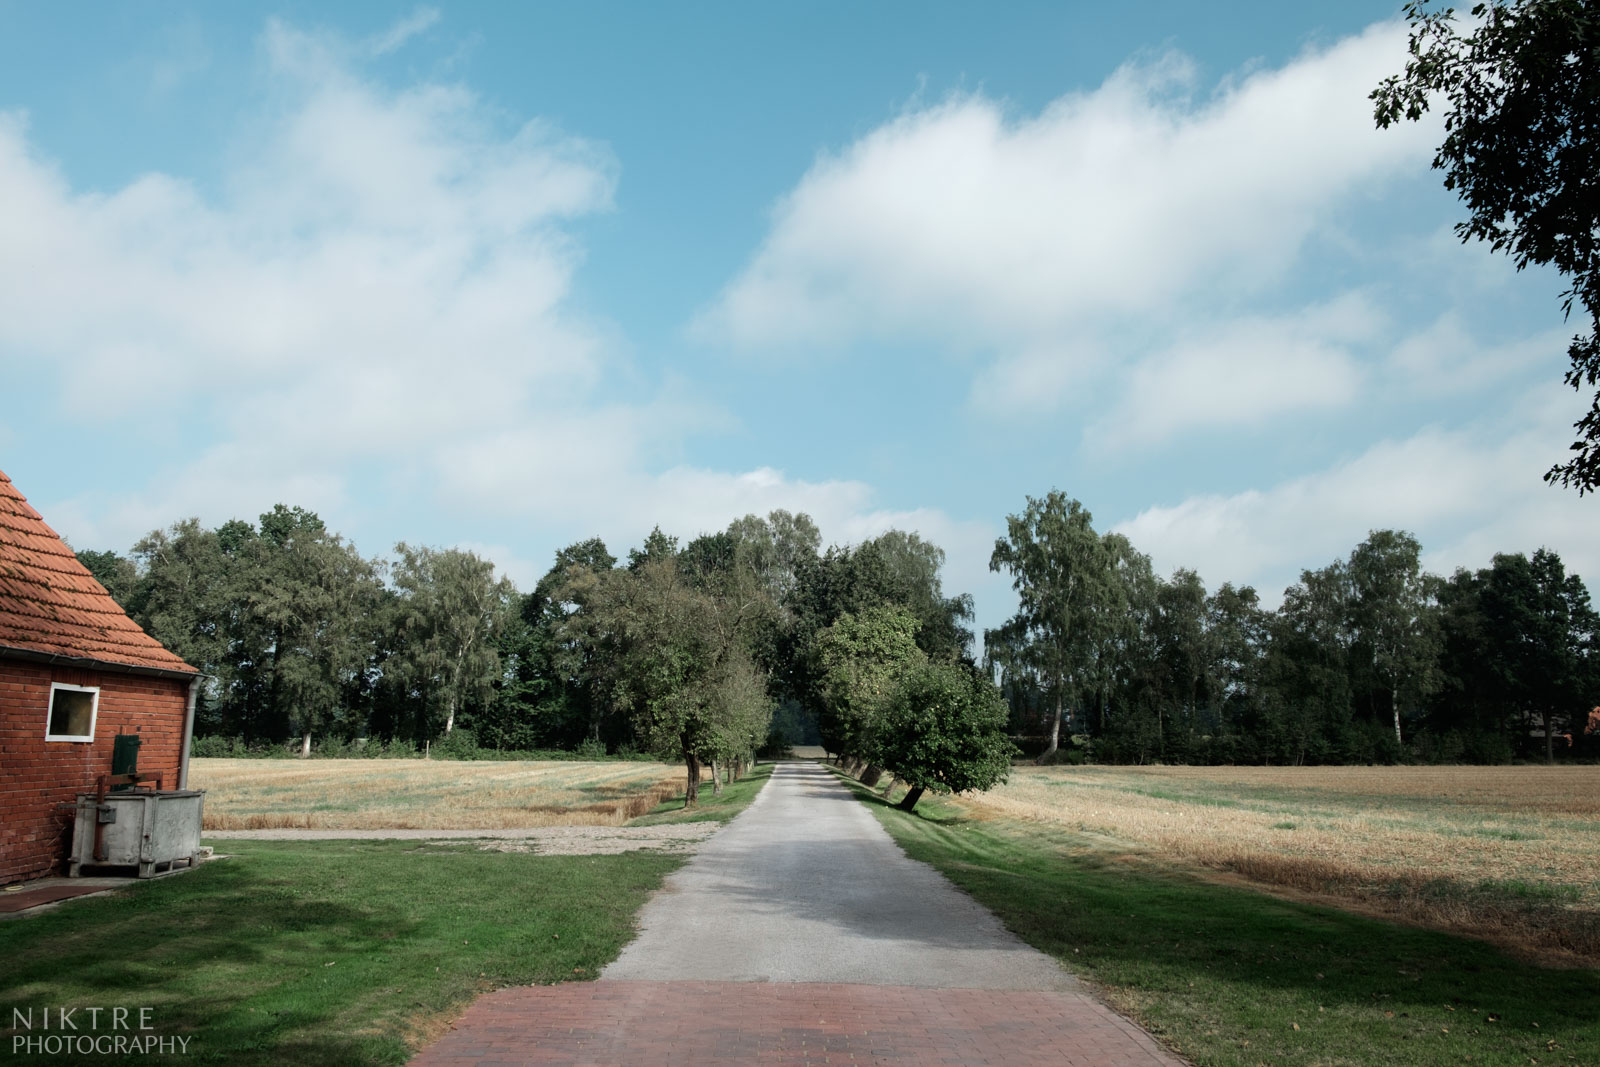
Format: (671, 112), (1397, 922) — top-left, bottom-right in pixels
(191, 758), (688, 830)
(960, 764), (1600, 962)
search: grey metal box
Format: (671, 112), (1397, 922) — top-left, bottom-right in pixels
(69, 790), (205, 878)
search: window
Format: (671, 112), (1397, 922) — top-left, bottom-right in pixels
(46, 683), (99, 742)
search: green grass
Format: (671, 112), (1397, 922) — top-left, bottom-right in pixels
(0, 841), (683, 1066)
(837, 773), (1597, 1067)
(0, 761), (780, 1065)
(632, 762), (775, 825)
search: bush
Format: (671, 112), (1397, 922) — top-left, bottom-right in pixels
(190, 735), (248, 758)
(432, 729), (480, 760)
(870, 661), (1018, 811)
(573, 737), (608, 759)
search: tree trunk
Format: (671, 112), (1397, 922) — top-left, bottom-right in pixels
(1392, 685), (1402, 747)
(709, 760), (723, 796)
(898, 785), (926, 811)
(684, 752), (700, 807)
(300, 730), (312, 758)
(1543, 709), (1555, 763)
(860, 764), (883, 788)
(724, 760), (733, 786)
(1037, 692), (1064, 764)
(881, 775), (897, 798)
(445, 695), (457, 735)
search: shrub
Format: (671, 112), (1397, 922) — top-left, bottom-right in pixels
(870, 661), (1018, 811)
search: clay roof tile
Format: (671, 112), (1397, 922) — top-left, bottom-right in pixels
(0, 469), (196, 675)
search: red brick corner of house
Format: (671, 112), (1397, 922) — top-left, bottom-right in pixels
(0, 468), (200, 885)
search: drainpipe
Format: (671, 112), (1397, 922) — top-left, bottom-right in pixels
(179, 676), (199, 790)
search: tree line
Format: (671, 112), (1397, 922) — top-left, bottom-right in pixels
(76, 491), (1597, 798)
(77, 507), (1007, 806)
(987, 492), (1599, 766)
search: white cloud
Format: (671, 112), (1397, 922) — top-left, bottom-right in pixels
(1089, 294), (1377, 447)
(697, 21), (1432, 364)
(1113, 387), (1599, 604)
(0, 20), (625, 544)
(369, 7), (440, 57)
(0, 18), (1002, 628)
(1386, 313), (1570, 394)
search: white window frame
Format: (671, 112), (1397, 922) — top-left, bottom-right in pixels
(45, 682), (99, 742)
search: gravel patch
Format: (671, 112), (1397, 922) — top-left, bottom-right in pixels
(204, 824), (721, 855)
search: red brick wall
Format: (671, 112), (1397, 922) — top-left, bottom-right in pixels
(0, 659), (190, 885)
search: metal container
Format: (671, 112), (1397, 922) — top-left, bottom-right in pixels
(69, 789), (205, 878)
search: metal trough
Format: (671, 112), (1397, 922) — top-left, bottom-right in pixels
(69, 775), (205, 878)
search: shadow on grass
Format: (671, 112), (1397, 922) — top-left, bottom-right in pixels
(827, 767), (974, 826)
(632, 763), (775, 825)
(0, 840), (684, 1066)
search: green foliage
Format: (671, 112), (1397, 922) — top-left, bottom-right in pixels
(129, 507), (383, 751)
(870, 660), (1016, 810)
(813, 604), (926, 760)
(1374, 0), (1600, 492)
(987, 492), (1134, 759)
(391, 542), (518, 740)
(73, 547), (139, 606)
(569, 551), (773, 801)
(90, 489), (1596, 769)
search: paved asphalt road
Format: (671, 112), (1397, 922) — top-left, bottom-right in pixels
(602, 760), (1077, 989)
(415, 761), (1187, 1064)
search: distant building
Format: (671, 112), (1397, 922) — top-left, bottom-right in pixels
(0, 469), (199, 884)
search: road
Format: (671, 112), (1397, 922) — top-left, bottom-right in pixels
(414, 761), (1185, 1065)
(603, 760), (1075, 988)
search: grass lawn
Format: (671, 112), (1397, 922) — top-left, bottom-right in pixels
(839, 772), (1597, 1067)
(2, 842), (678, 1065)
(1, 763), (775, 1065)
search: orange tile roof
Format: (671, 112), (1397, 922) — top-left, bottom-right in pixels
(0, 469), (196, 675)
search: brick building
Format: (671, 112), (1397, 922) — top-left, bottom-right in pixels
(0, 469), (199, 885)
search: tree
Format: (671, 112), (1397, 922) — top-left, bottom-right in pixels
(578, 553), (771, 804)
(1477, 548), (1598, 760)
(988, 492), (1122, 761)
(1203, 583), (1269, 758)
(492, 538), (621, 749)
(871, 661), (1016, 812)
(1373, 0), (1600, 491)
(1258, 561), (1357, 765)
(74, 549), (139, 608)
(784, 528), (971, 746)
(1146, 568), (1210, 761)
(253, 512), (382, 756)
(392, 543), (518, 740)
(726, 509), (822, 602)
(1347, 530), (1442, 746)
(813, 605), (927, 772)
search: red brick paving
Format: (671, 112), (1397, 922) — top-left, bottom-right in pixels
(411, 981), (1187, 1066)
(0, 883), (108, 913)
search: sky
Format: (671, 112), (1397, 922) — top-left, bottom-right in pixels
(1, 1), (1593, 646)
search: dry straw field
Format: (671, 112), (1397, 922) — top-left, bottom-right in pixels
(963, 764), (1600, 962)
(191, 758), (686, 830)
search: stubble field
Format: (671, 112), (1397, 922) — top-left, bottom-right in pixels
(959, 764), (1600, 962)
(191, 757), (687, 830)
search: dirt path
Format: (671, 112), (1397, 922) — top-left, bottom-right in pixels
(204, 824), (718, 855)
(413, 762), (1185, 1065)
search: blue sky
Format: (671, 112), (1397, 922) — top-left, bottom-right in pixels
(1, 2), (1592, 643)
